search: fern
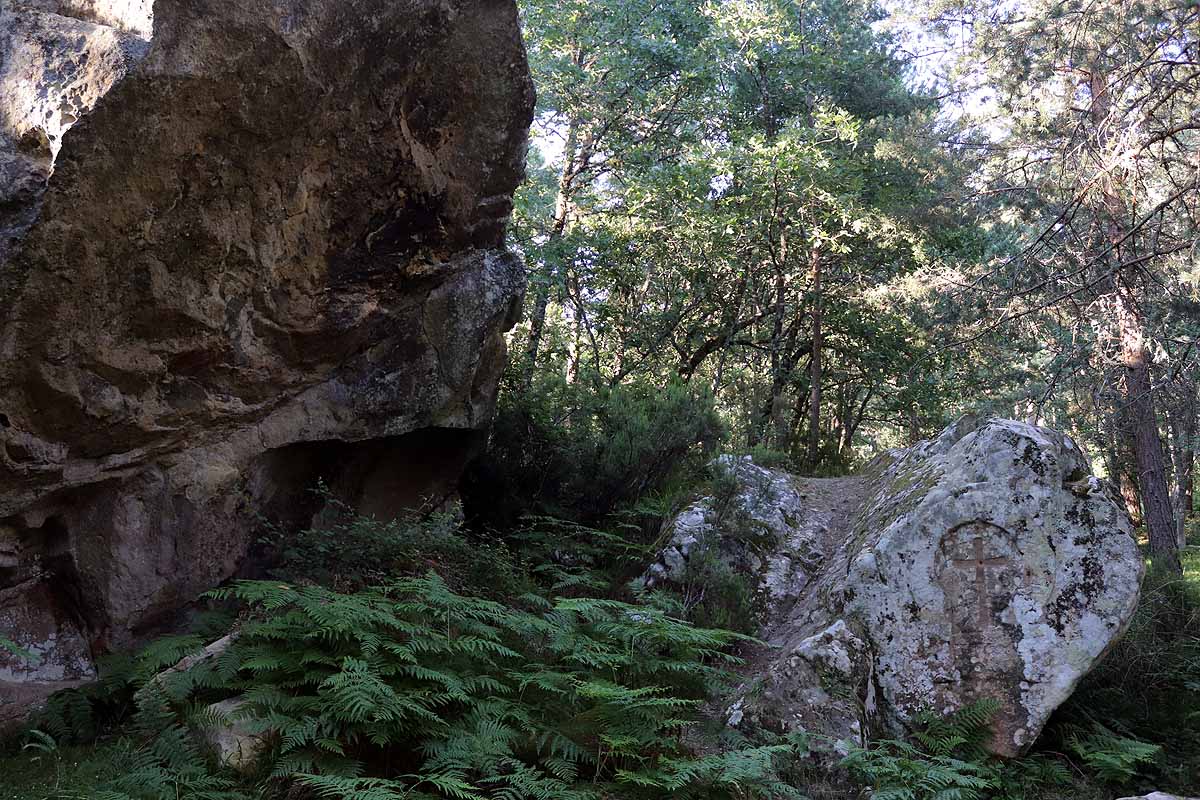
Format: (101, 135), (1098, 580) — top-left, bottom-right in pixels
(842, 700), (1075, 800)
(841, 737), (993, 800)
(910, 698), (1000, 759)
(24, 502), (813, 800)
(1066, 724), (1161, 784)
(44, 562), (796, 799)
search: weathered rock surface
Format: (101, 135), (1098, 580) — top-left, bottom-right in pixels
(845, 418), (1143, 754)
(0, 0), (534, 722)
(200, 696), (271, 773)
(643, 456), (833, 614)
(650, 417), (1143, 757)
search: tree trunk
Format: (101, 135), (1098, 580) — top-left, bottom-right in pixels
(750, 213), (791, 448)
(806, 247), (823, 467)
(751, 334), (809, 451)
(521, 120), (586, 390)
(1089, 66), (1181, 572)
(906, 405), (922, 446)
(1106, 399), (1144, 525)
(1170, 415), (1185, 546)
(1185, 434), (1195, 548)
(1119, 470), (1144, 527)
(522, 281), (553, 388)
(1168, 390), (1196, 549)
(842, 386), (874, 456)
(1116, 290), (1181, 572)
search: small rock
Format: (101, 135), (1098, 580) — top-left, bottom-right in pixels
(200, 697), (272, 773)
(794, 620), (866, 677)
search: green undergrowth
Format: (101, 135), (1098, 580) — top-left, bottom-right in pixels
(1041, 529), (1200, 796)
(6, 512), (805, 800)
(840, 698), (1170, 800)
(0, 737), (138, 800)
(842, 700), (1068, 800)
(3, 492), (1197, 798)
(465, 376), (724, 528)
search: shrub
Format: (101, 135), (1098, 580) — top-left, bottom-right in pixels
(633, 459), (779, 636)
(258, 488), (527, 596)
(841, 701), (998, 800)
(668, 537), (762, 635)
(740, 446), (793, 472)
(465, 375), (724, 526)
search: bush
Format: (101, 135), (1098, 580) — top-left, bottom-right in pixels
(631, 459), (780, 636)
(1065, 725), (1161, 785)
(665, 537), (762, 635)
(465, 375), (724, 526)
(258, 488), (527, 597)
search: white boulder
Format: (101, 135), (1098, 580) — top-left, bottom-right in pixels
(843, 417), (1143, 755)
(650, 417), (1144, 757)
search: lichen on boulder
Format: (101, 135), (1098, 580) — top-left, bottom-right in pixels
(649, 417), (1143, 757)
(841, 417), (1143, 755)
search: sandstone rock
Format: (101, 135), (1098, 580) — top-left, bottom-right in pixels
(0, 1), (150, 263)
(652, 418), (1143, 757)
(0, 0), (533, 721)
(1116, 793), (1200, 800)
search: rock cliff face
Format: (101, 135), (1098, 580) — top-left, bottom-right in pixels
(646, 418), (1143, 757)
(0, 0), (534, 722)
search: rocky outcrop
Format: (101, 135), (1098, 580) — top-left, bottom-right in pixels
(0, 0), (534, 724)
(643, 456), (833, 614)
(649, 418), (1143, 757)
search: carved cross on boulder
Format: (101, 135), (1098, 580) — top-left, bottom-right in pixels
(950, 537), (1010, 628)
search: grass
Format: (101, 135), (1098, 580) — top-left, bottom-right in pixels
(0, 737), (137, 800)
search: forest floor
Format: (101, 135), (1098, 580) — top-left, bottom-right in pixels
(0, 504), (1197, 799)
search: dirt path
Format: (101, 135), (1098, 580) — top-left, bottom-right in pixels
(790, 476), (872, 565)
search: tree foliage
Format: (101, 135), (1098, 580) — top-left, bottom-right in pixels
(509, 0), (987, 480)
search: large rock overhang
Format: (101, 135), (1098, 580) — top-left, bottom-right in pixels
(0, 0), (534, 724)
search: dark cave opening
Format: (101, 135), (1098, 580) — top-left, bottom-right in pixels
(242, 426), (485, 572)
(11, 517), (95, 634)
